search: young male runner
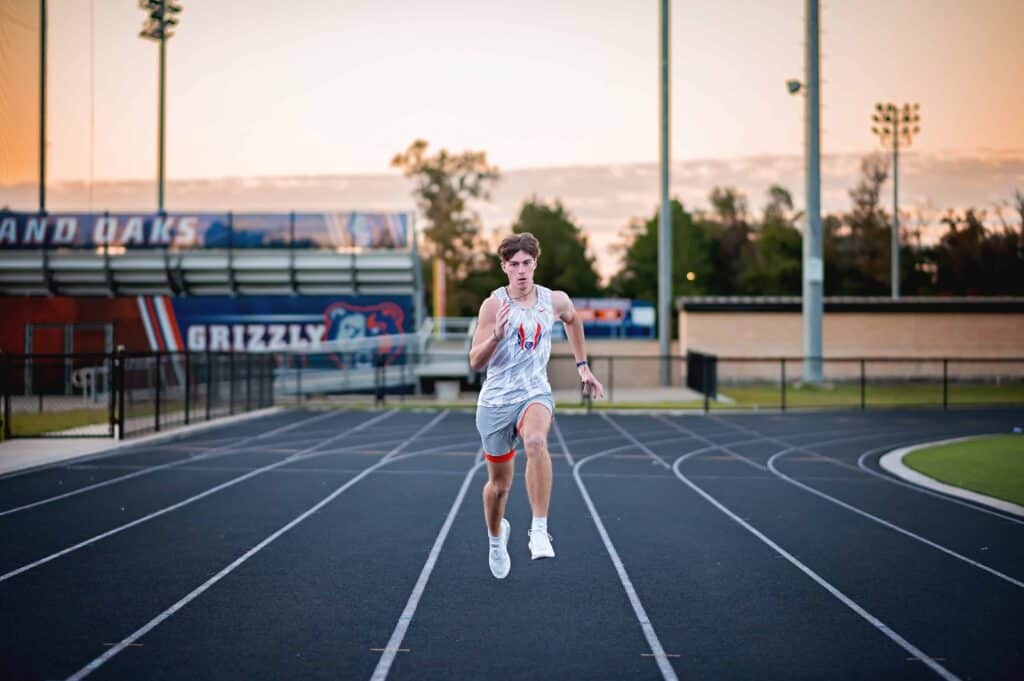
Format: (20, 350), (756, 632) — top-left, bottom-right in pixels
(468, 232), (605, 579)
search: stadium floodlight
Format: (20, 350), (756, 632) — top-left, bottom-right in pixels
(138, 1), (183, 213)
(139, 0), (182, 40)
(872, 102), (921, 299)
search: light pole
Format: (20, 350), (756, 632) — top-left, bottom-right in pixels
(657, 0), (672, 386)
(139, 0), (183, 214)
(39, 0), (47, 214)
(784, 0), (824, 384)
(872, 102), (920, 299)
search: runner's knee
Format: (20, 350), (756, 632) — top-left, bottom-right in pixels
(523, 433), (547, 457)
(487, 476), (512, 495)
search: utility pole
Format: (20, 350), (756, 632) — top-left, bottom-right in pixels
(872, 102), (920, 299)
(788, 0), (825, 384)
(39, 0), (47, 214)
(139, 0), (183, 214)
(658, 0), (672, 385)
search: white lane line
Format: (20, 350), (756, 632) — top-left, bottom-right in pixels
(0, 411), (341, 516)
(701, 418), (1024, 584)
(369, 451), (484, 681)
(566, 417), (680, 681)
(858, 444), (1024, 526)
(602, 413), (962, 679)
(0, 407), (285, 481)
(67, 411), (452, 681)
(658, 415), (927, 474)
(552, 417), (575, 467)
(0, 410), (400, 584)
(669, 450), (961, 681)
(876, 437), (1024, 519)
(654, 416), (922, 473)
(767, 449), (1024, 589)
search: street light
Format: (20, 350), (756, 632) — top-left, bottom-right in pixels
(138, 0), (183, 214)
(872, 102), (920, 299)
(783, 0), (824, 385)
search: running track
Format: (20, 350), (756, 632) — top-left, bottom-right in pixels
(1, 408), (1022, 680)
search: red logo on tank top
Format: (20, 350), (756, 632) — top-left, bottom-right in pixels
(518, 322), (542, 350)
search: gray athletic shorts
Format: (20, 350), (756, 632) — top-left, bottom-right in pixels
(475, 393), (555, 462)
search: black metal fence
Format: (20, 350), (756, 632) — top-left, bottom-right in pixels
(547, 353), (1024, 412)
(1, 351), (275, 440)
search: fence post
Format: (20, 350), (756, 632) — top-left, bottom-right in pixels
(1, 353), (10, 440)
(205, 350), (213, 421)
(400, 362), (406, 404)
(258, 355), (266, 408)
(943, 359), (949, 410)
(374, 354), (387, 407)
(184, 351), (191, 425)
(229, 351), (236, 415)
(703, 355), (710, 414)
(117, 348), (126, 440)
(245, 353), (253, 412)
(267, 355), (274, 407)
(154, 352), (162, 432)
(780, 359), (786, 412)
(860, 359), (866, 410)
(608, 356), (614, 404)
(106, 351), (115, 437)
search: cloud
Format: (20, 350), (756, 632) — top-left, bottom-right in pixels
(3, 151), (1021, 282)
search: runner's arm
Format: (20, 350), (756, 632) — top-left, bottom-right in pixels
(469, 296), (503, 371)
(552, 291), (606, 398)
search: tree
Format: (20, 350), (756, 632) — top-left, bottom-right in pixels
(608, 199), (712, 301)
(699, 186), (751, 294)
(762, 185), (801, 228)
(932, 208), (1024, 295)
(510, 198), (601, 296)
(736, 186), (802, 294)
(709, 186), (748, 226)
(391, 139), (500, 315)
(826, 154), (892, 295)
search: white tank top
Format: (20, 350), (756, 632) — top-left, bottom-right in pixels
(478, 285), (555, 406)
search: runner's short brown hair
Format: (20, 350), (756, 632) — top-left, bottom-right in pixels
(498, 232), (541, 262)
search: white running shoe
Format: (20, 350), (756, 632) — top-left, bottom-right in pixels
(489, 518), (511, 579)
(528, 528), (555, 560)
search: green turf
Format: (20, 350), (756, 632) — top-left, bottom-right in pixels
(3, 409), (113, 438)
(904, 435), (1024, 506)
(2, 401), (195, 438)
(716, 382), (1024, 410)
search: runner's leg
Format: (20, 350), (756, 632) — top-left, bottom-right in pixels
(483, 457), (514, 537)
(518, 403), (553, 519)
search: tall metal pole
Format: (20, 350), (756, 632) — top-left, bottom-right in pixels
(158, 18), (166, 213)
(802, 0), (823, 383)
(658, 0), (672, 386)
(39, 0), (47, 214)
(872, 102), (919, 300)
(891, 130), (899, 298)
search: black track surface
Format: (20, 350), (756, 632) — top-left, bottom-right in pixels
(1, 407), (1022, 680)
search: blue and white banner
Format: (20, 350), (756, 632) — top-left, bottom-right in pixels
(573, 298), (655, 338)
(0, 212), (409, 250)
(138, 294), (413, 366)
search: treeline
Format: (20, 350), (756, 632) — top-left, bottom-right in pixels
(393, 140), (1024, 316)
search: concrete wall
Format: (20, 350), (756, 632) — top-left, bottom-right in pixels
(678, 310), (1024, 381)
(548, 339), (685, 389)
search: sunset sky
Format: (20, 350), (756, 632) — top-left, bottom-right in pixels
(1, 0), (1021, 185)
